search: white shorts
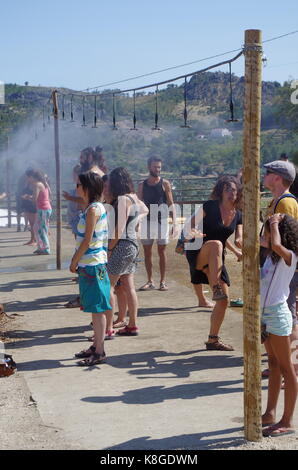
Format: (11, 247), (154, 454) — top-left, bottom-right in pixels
(140, 220), (169, 246)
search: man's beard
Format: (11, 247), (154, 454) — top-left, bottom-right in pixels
(149, 170), (160, 177)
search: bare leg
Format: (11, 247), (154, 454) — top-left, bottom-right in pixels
(143, 244), (154, 284)
(25, 212), (36, 245)
(157, 244), (167, 283)
(107, 273), (120, 332)
(263, 334), (297, 431)
(290, 325), (298, 376)
(193, 284), (214, 308)
(121, 274), (138, 328)
(196, 240), (223, 288)
(92, 313), (106, 355)
(114, 283), (128, 324)
(208, 281), (229, 338)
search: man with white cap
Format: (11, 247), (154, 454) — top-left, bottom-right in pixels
(262, 159), (298, 378)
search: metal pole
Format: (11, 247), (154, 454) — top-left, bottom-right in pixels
(242, 29), (263, 441)
(5, 136), (11, 228)
(52, 90), (62, 270)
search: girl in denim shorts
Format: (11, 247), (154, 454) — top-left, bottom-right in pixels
(261, 213), (298, 437)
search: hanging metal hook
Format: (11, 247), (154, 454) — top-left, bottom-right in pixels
(70, 94), (75, 122)
(62, 95), (65, 120)
(152, 85), (161, 130)
(130, 90), (138, 130)
(82, 96), (87, 127)
(112, 94), (118, 130)
(92, 96), (97, 128)
(42, 105), (46, 131)
(226, 62), (239, 122)
(181, 77), (191, 128)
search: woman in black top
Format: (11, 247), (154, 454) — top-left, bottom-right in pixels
(185, 176), (243, 351)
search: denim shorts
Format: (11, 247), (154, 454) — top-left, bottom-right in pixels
(262, 302), (293, 336)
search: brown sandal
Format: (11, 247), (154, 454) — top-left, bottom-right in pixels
(77, 352), (107, 366)
(64, 296), (81, 308)
(205, 335), (234, 351)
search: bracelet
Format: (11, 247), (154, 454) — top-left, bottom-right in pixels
(269, 221), (279, 225)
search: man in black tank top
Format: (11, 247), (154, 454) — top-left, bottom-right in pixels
(138, 156), (177, 291)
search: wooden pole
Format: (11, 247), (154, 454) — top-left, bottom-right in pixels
(242, 29), (263, 441)
(5, 136), (12, 229)
(52, 90), (62, 270)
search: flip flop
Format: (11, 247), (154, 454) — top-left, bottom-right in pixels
(139, 282), (156, 291)
(263, 425), (296, 437)
(230, 298), (244, 307)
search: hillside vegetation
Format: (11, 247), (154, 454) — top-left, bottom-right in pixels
(0, 72), (297, 183)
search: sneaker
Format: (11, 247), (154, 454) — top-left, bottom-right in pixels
(212, 284), (228, 301)
(105, 329), (115, 340)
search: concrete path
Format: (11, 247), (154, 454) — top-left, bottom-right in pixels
(1, 227), (297, 450)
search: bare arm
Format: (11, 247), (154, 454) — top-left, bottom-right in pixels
(137, 182), (144, 201)
(226, 238), (242, 262)
(269, 214), (293, 266)
(108, 196), (131, 251)
(234, 224), (243, 248)
(163, 179), (177, 224)
(70, 206), (98, 271)
(62, 190), (84, 205)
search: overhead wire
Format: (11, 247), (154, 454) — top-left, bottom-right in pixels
(79, 29), (298, 93)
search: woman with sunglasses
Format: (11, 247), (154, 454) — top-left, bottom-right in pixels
(184, 175), (243, 351)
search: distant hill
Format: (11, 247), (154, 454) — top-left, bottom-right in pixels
(0, 72), (283, 137)
(0, 74), (297, 182)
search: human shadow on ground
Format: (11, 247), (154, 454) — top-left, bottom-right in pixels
(0, 253), (39, 259)
(0, 237), (28, 243)
(0, 277), (74, 293)
(137, 306), (211, 317)
(4, 295), (78, 315)
(6, 324), (90, 350)
(15, 358), (79, 371)
(103, 428), (246, 450)
(105, 350), (243, 379)
(82, 379), (245, 406)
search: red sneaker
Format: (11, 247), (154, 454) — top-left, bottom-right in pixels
(116, 326), (139, 336)
(105, 329), (115, 340)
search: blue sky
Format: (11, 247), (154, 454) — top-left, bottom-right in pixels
(1, 0), (298, 91)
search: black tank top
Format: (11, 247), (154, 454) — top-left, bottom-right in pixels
(143, 178), (168, 221)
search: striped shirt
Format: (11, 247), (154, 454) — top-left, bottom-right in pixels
(76, 202), (108, 267)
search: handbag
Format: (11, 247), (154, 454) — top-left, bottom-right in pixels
(0, 354), (17, 377)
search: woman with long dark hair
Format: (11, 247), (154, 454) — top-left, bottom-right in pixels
(106, 167), (148, 336)
(25, 169), (52, 255)
(184, 175), (243, 351)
